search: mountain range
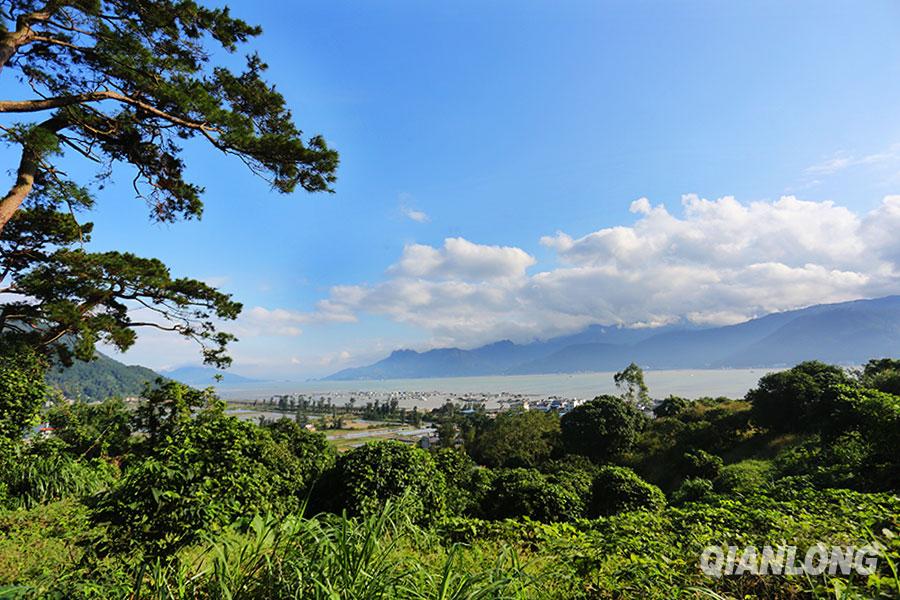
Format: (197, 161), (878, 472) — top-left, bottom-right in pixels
(324, 295), (900, 380)
(46, 358), (256, 401)
(46, 352), (163, 401)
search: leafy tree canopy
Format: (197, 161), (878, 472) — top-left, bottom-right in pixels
(614, 362), (651, 409)
(0, 0), (338, 366)
(747, 361), (851, 433)
(559, 395), (646, 463)
(469, 409), (560, 468)
(859, 358), (900, 395)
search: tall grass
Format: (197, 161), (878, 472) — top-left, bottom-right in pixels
(0, 446), (115, 510)
(130, 501), (535, 599)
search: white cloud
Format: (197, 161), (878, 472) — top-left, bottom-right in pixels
(389, 237), (535, 282)
(304, 194), (900, 348)
(402, 207), (430, 223)
(399, 192), (430, 223)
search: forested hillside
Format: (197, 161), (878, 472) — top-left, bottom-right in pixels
(45, 353), (163, 401)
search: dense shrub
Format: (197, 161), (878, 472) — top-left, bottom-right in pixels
(712, 459), (773, 495)
(671, 477), (715, 504)
(859, 358), (900, 395)
(94, 403), (309, 553)
(46, 397), (133, 458)
(324, 440), (446, 523)
(682, 449), (723, 480)
(265, 418), (336, 493)
(0, 337), (48, 441)
(588, 466), (666, 517)
(478, 468), (585, 522)
(433, 447), (492, 515)
(653, 395), (690, 418)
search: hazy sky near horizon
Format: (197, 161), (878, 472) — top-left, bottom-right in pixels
(5, 0), (900, 378)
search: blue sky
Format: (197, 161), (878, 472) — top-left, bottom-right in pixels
(6, 1), (900, 378)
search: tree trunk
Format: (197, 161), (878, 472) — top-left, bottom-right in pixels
(0, 27), (35, 75)
(0, 149), (38, 235)
(0, 114), (67, 237)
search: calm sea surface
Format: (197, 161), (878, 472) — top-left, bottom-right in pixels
(216, 368), (778, 406)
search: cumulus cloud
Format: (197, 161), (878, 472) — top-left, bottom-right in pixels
(389, 237), (535, 281)
(302, 195), (900, 348)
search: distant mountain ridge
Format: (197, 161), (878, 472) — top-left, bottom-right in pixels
(47, 352), (163, 401)
(323, 296), (900, 380)
(47, 357), (259, 401)
(161, 366), (259, 386)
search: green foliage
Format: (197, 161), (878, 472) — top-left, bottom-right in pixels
(94, 391), (312, 553)
(712, 459), (773, 496)
(469, 409), (560, 468)
(653, 395), (689, 418)
(45, 351), (162, 401)
(0, 499), (100, 587)
(747, 360), (851, 433)
(264, 418), (336, 493)
(433, 448), (492, 516)
(45, 396), (132, 458)
(8, 503), (540, 599)
(0, 439), (116, 510)
(682, 449), (723, 480)
(1, 358), (899, 598)
(324, 440), (447, 524)
(614, 362), (651, 409)
(131, 379), (212, 447)
(588, 466), (666, 517)
(560, 395), (645, 463)
(479, 468), (586, 522)
(859, 358), (900, 395)
(671, 478), (715, 505)
(0, 336), (47, 441)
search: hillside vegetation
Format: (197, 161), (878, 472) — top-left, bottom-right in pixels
(45, 353), (163, 401)
(1, 359), (898, 598)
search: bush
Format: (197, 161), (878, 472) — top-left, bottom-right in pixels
(265, 418), (336, 493)
(682, 449), (723, 480)
(0, 337), (48, 442)
(433, 448), (492, 515)
(45, 397), (133, 458)
(560, 395), (645, 463)
(671, 478), (715, 504)
(478, 468), (585, 522)
(94, 402), (310, 553)
(713, 459), (773, 495)
(588, 466), (666, 516)
(859, 358), (900, 395)
(653, 395), (690, 418)
(324, 440), (446, 523)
